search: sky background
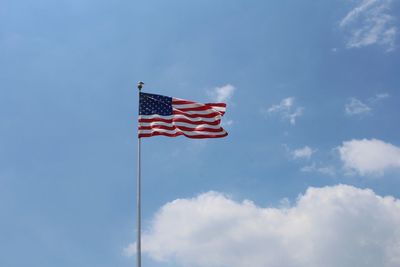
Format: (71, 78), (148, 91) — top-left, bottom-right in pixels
(1, 0), (400, 267)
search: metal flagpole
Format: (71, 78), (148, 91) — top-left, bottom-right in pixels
(137, 81), (144, 267)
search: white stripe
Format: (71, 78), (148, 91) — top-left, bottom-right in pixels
(139, 114), (221, 122)
(172, 97), (193, 103)
(210, 106), (226, 113)
(172, 103), (204, 109)
(173, 102), (226, 112)
(138, 128), (226, 136)
(139, 121), (222, 129)
(173, 108), (219, 115)
(172, 102), (226, 114)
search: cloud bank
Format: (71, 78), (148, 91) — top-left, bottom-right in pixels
(125, 185), (400, 267)
(338, 138), (400, 176)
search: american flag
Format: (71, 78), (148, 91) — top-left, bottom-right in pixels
(138, 92), (228, 138)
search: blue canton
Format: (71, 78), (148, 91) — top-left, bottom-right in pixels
(139, 92), (173, 115)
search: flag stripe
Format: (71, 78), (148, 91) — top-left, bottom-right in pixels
(173, 110), (221, 118)
(139, 115), (221, 124)
(172, 99), (197, 105)
(138, 128), (227, 139)
(139, 125), (224, 133)
(172, 100), (226, 115)
(172, 108), (221, 116)
(139, 121), (223, 129)
(204, 103), (226, 107)
(174, 106), (225, 116)
(138, 132), (228, 139)
(174, 105), (222, 112)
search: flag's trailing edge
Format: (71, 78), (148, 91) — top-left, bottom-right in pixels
(138, 92), (228, 139)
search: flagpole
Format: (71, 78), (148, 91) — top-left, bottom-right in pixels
(137, 81), (144, 267)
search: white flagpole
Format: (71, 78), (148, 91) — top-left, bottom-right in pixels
(136, 81), (144, 267)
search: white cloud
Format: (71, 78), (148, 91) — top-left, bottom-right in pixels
(375, 93), (390, 99)
(301, 163), (336, 176)
(345, 97), (371, 115)
(287, 107), (304, 125)
(268, 97), (295, 112)
(292, 146), (315, 160)
(340, 0), (397, 51)
(125, 185), (400, 267)
(338, 138), (400, 176)
(369, 92), (390, 103)
(345, 94), (389, 116)
(265, 97), (304, 125)
(208, 84), (235, 103)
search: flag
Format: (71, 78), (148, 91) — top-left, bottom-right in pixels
(138, 92), (228, 138)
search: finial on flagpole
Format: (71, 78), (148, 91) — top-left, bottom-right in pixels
(137, 81), (144, 91)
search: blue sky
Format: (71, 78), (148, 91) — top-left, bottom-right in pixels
(1, 1), (400, 266)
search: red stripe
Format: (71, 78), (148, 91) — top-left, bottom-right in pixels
(174, 105), (225, 115)
(139, 131), (228, 139)
(205, 103), (226, 108)
(138, 117), (221, 126)
(172, 99), (197, 105)
(173, 99), (226, 107)
(139, 125), (225, 132)
(173, 110), (221, 118)
(174, 105), (220, 112)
